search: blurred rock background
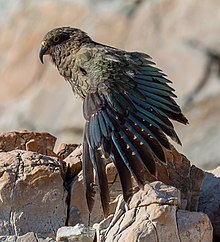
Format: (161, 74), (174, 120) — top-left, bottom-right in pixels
(1, 0), (220, 170)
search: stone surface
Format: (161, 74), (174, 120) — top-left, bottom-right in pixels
(0, 232), (55, 242)
(0, 150), (67, 237)
(0, 0), (220, 170)
(67, 172), (95, 226)
(66, 144), (204, 227)
(56, 224), (95, 242)
(0, 131), (57, 157)
(177, 93), (220, 170)
(199, 166), (220, 240)
(97, 182), (181, 242)
(177, 210), (213, 242)
(96, 182), (213, 242)
(56, 143), (79, 160)
(65, 146), (122, 226)
(63, 145), (82, 182)
(67, 165), (120, 226)
(0, 130), (214, 241)
(157, 145), (204, 211)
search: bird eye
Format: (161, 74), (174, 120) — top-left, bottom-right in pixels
(53, 36), (60, 43)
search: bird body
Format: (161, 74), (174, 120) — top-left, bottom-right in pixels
(39, 27), (188, 217)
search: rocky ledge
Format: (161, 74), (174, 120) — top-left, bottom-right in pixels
(0, 131), (217, 241)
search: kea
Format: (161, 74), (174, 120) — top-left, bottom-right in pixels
(39, 27), (188, 217)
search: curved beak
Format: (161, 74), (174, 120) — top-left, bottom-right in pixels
(39, 41), (49, 63)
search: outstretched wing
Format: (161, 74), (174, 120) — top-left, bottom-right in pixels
(81, 47), (188, 216)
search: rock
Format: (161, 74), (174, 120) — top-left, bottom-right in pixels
(66, 144), (204, 226)
(16, 232), (39, 242)
(63, 145), (82, 182)
(67, 162), (121, 226)
(0, 0), (219, 170)
(104, 162), (123, 202)
(0, 150), (67, 237)
(56, 224), (95, 242)
(0, 232), (55, 242)
(176, 94), (220, 170)
(0, 232), (56, 242)
(97, 182), (181, 242)
(59, 145), (94, 226)
(67, 172), (94, 226)
(56, 143), (79, 160)
(199, 166), (220, 240)
(0, 131), (57, 157)
(96, 182), (213, 242)
(67, 172), (106, 226)
(0, 130), (214, 240)
(177, 210), (213, 242)
(157, 145), (204, 211)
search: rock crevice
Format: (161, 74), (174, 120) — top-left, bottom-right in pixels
(0, 130), (216, 241)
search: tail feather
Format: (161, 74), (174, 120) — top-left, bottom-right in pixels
(89, 146), (110, 217)
(83, 129), (95, 214)
(110, 142), (133, 202)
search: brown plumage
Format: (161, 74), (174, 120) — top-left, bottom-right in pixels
(39, 27), (188, 217)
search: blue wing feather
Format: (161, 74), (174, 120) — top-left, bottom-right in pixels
(82, 50), (188, 216)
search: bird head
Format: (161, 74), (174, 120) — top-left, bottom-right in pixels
(39, 27), (90, 64)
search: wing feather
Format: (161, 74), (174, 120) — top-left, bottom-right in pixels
(81, 48), (188, 215)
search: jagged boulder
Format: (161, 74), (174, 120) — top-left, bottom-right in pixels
(67, 144), (204, 227)
(199, 166), (220, 241)
(0, 131), (217, 241)
(0, 131), (57, 156)
(0, 150), (67, 238)
(95, 182), (213, 242)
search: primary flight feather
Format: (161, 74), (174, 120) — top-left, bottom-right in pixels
(39, 27), (188, 217)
